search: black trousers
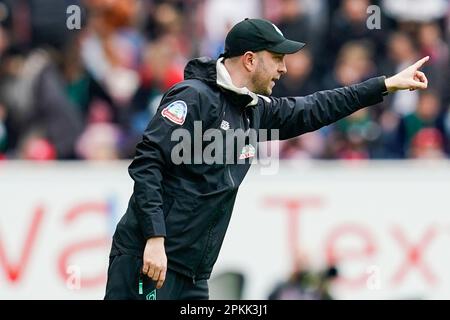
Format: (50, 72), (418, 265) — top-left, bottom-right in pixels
(104, 254), (209, 300)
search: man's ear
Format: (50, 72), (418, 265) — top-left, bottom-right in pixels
(242, 51), (256, 72)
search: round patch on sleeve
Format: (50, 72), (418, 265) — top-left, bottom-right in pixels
(161, 100), (187, 125)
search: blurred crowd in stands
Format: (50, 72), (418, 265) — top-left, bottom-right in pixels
(267, 248), (339, 300)
(0, 0), (448, 161)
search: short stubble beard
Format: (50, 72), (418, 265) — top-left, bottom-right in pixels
(250, 57), (272, 95)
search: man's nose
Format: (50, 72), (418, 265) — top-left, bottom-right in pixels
(279, 62), (287, 75)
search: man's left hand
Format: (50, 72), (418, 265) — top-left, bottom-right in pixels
(384, 56), (429, 93)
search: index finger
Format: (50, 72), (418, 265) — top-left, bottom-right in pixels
(414, 56), (430, 69)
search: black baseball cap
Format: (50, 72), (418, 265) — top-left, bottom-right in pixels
(221, 18), (306, 58)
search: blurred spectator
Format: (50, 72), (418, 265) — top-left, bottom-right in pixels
(371, 109), (404, 158)
(384, 32), (420, 115)
(0, 49), (83, 159)
(327, 0), (386, 66)
(268, 249), (338, 300)
(334, 108), (381, 160)
(81, 0), (142, 105)
(279, 132), (326, 159)
(299, 0), (329, 50)
(397, 90), (448, 157)
(275, 0), (310, 47)
(409, 127), (446, 159)
(75, 122), (123, 160)
(263, 0), (329, 50)
(418, 22), (449, 67)
(323, 41), (377, 89)
(128, 35), (185, 140)
(140, 36), (185, 97)
(0, 24), (9, 56)
(144, 1), (192, 57)
(200, 0), (261, 58)
(272, 48), (318, 97)
(417, 22), (449, 96)
(20, 134), (56, 161)
(62, 32), (118, 124)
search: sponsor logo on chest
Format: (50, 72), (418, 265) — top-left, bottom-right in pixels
(239, 144), (256, 160)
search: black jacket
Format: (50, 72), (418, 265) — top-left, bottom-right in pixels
(111, 57), (387, 281)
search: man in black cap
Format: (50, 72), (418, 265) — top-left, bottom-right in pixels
(104, 18), (428, 300)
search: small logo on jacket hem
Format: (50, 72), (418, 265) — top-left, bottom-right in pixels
(146, 289), (157, 300)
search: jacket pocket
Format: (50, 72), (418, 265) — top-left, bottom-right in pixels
(164, 195), (198, 236)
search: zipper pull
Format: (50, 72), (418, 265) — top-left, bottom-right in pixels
(139, 275), (143, 295)
(192, 276), (196, 285)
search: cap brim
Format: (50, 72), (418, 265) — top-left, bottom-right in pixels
(268, 39), (306, 54)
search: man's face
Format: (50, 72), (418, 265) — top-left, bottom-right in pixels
(250, 51), (287, 95)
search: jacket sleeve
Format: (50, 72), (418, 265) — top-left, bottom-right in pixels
(128, 84), (201, 239)
(258, 76), (387, 140)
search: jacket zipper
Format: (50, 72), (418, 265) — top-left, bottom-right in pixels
(242, 108), (250, 133)
(225, 107), (248, 188)
(227, 165), (235, 188)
